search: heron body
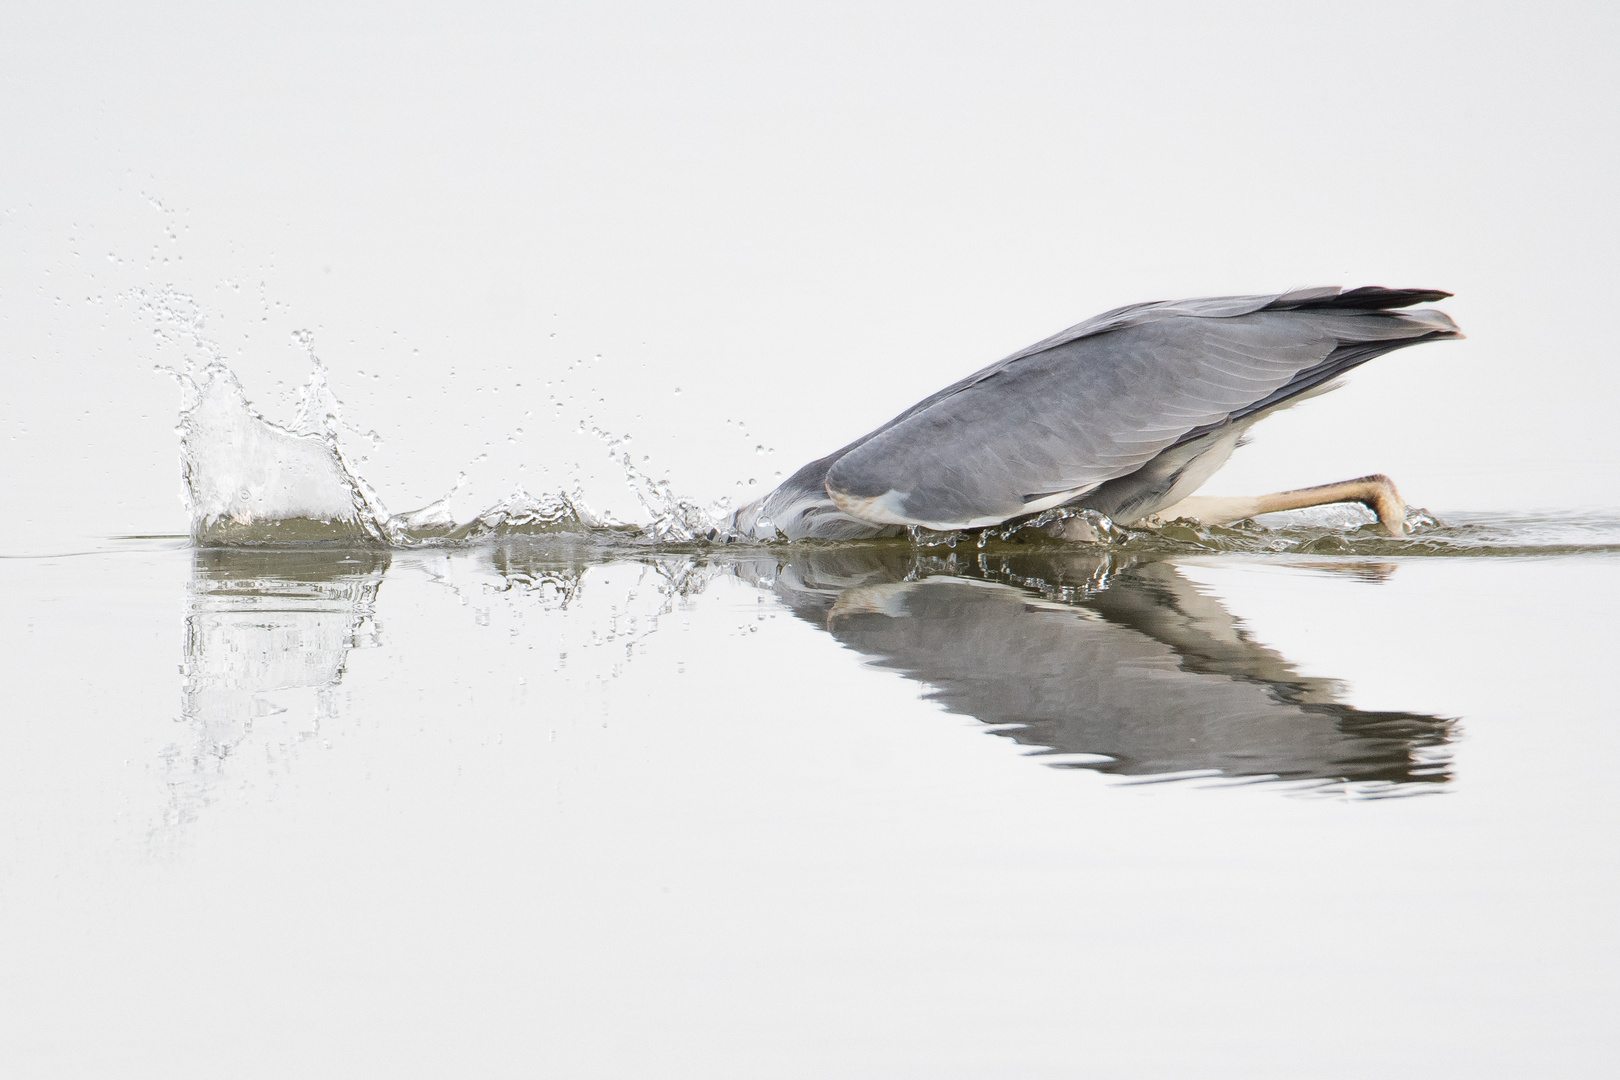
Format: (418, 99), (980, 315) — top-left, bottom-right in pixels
(735, 286), (1460, 541)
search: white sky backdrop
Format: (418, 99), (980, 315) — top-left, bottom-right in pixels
(4, 1), (1617, 551)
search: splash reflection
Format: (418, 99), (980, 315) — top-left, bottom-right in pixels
(160, 547), (387, 844)
(755, 547), (1454, 794)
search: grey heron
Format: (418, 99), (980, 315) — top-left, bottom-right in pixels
(734, 286), (1460, 541)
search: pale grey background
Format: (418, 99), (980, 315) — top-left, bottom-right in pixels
(4, 1), (1618, 553)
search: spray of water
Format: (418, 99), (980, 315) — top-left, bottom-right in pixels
(140, 287), (740, 547)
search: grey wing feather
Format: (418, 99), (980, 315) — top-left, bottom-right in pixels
(824, 299), (1458, 530)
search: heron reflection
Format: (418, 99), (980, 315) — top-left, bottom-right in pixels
(752, 545), (1453, 793)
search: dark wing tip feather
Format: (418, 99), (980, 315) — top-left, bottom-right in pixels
(1268, 286), (1453, 312)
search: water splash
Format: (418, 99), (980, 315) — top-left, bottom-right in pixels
(450, 488), (609, 541)
(135, 287), (389, 543)
(147, 286), (740, 548)
(175, 364), (719, 547)
(179, 362), (390, 544)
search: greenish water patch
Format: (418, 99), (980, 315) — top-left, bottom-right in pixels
(913, 509), (1620, 560)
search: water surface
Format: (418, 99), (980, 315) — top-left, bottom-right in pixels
(3, 513), (1616, 1077)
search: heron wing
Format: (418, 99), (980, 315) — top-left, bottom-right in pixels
(824, 305), (1456, 530)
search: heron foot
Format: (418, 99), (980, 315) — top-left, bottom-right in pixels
(1352, 474), (1409, 536)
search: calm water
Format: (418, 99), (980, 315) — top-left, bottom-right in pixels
(4, 518), (1617, 1077)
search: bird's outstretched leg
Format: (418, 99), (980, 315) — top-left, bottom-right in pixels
(1151, 474), (1410, 536)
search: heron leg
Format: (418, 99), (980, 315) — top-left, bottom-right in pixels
(1152, 474), (1410, 536)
